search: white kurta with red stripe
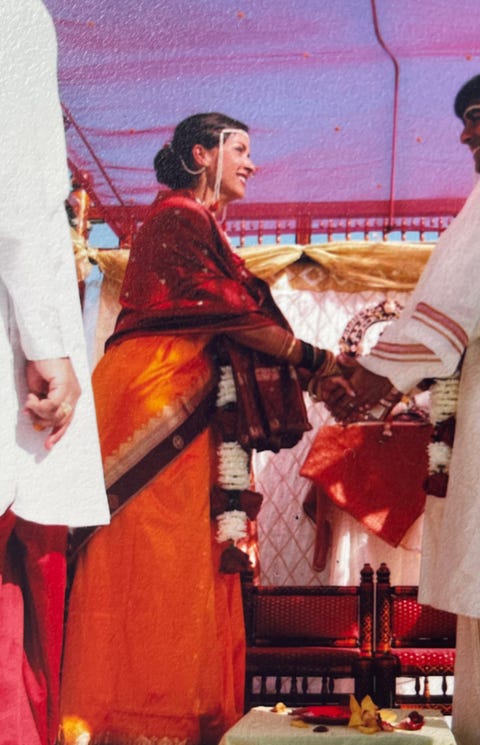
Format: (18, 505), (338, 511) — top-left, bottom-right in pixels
(360, 179), (480, 745)
(361, 178), (480, 617)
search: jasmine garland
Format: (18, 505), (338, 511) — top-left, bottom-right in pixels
(425, 374), (459, 497)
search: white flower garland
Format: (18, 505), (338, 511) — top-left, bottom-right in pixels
(216, 510), (248, 543)
(216, 364), (237, 407)
(217, 442), (251, 490)
(428, 377), (459, 425)
(214, 365), (248, 544)
(427, 375), (459, 477)
(428, 441), (452, 473)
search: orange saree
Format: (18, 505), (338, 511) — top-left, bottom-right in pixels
(60, 335), (245, 745)
(61, 190), (311, 745)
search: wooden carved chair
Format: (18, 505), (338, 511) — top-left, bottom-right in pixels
(374, 562), (456, 714)
(242, 563), (374, 711)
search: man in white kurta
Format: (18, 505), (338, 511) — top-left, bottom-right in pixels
(320, 75), (480, 745)
(0, 2), (109, 743)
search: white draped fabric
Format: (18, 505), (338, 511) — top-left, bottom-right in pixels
(219, 707), (456, 745)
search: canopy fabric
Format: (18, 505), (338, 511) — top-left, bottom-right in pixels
(44, 0), (480, 230)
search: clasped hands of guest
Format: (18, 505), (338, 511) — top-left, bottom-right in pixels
(308, 353), (401, 423)
(24, 358), (81, 449)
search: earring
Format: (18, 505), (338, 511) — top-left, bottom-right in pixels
(179, 156), (205, 175)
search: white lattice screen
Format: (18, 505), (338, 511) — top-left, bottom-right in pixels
(252, 280), (423, 588)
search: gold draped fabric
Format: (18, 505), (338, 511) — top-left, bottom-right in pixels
(236, 242), (434, 292)
(76, 240), (434, 296)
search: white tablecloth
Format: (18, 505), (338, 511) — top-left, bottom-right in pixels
(220, 708), (457, 744)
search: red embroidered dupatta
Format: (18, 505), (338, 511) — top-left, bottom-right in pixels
(108, 190), (311, 452)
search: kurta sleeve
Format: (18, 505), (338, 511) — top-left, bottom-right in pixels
(359, 180), (480, 392)
(0, 0), (73, 360)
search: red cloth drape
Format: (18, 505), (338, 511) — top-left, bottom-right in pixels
(111, 190), (291, 343)
(0, 510), (67, 745)
(301, 421), (432, 547)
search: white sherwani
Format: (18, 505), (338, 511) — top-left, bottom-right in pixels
(0, 0), (109, 527)
(360, 179), (480, 745)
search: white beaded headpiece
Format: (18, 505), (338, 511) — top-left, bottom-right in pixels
(213, 128), (249, 204)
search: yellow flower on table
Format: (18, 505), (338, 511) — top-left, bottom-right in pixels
(348, 694), (397, 734)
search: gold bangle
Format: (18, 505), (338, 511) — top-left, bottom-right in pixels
(285, 336), (297, 361)
(316, 350), (338, 378)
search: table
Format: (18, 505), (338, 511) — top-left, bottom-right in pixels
(219, 708), (457, 744)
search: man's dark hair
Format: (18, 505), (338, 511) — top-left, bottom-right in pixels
(454, 74), (480, 119)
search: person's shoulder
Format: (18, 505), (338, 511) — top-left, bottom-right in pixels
(157, 190), (209, 214)
(151, 190), (214, 231)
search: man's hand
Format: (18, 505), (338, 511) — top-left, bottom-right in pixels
(330, 364), (398, 422)
(312, 355), (399, 423)
(308, 353), (357, 412)
(24, 358), (81, 449)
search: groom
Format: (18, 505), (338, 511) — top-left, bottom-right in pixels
(315, 74), (480, 745)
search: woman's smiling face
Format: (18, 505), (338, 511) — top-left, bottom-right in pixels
(215, 130), (255, 204)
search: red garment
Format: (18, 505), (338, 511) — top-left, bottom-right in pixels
(301, 422), (432, 546)
(0, 510), (67, 745)
(111, 190), (290, 342)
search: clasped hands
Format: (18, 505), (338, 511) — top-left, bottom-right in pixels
(308, 353), (401, 424)
(24, 358), (81, 449)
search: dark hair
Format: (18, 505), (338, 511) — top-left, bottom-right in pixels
(454, 75), (480, 119)
(153, 112), (249, 189)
